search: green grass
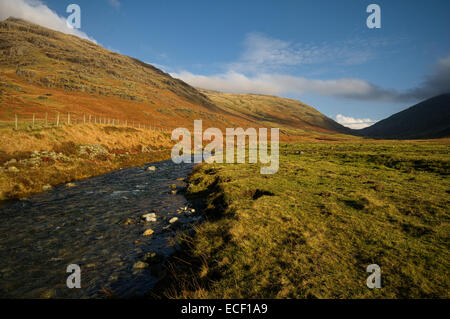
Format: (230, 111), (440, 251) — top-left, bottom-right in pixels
(158, 141), (450, 298)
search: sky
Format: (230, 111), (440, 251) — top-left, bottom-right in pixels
(1, 0), (449, 128)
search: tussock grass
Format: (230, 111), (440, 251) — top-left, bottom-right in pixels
(0, 124), (170, 155)
(158, 141), (450, 298)
(0, 124), (173, 200)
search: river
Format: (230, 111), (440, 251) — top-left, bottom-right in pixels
(0, 156), (201, 298)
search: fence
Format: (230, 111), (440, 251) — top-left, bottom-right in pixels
(2, 112), (172, 133)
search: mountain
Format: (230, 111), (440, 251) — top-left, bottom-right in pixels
(357, 94), (450, 139)
(0, 18), (349, 139)
(200, 89), (351, 135)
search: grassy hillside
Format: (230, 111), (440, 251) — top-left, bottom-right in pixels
(0, 18), (227, 130)
(358, 94), (450, 139)
(0, 18), (351, 140)
(201, 89), (351, 135)
(156, 141), (450, 298)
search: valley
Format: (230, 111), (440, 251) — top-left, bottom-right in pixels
(0, 17), (448, 300)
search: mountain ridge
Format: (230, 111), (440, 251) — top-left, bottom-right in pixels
(0, 17), (351, 140)
(357, 94), (450, 139)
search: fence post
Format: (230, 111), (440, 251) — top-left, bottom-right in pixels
(32, 114), (35, 129)
(83, 113), (86, 124)
(67, 113), (70, 125)
(89, 115), (91, 123)
(45, 113), (48, 126)
(56, 112), (60, 127)
(15, 114), (18, 130)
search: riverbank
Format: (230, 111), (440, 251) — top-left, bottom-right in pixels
(155, 141), (450, 298)
(0, 124), (173, 201)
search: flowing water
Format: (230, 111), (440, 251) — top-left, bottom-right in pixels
(0, 157), (201, 298)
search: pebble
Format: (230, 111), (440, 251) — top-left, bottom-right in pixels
(169, 217), (179, 224)
(143, 252), (163, 264)
(141, 213), (157, 222)
(122, 218), (135, 226)
(133, 261), (149, 269)
(66, 183), (76, 188)
(143, 229), (154, 236)
(147, 166), (157, 172)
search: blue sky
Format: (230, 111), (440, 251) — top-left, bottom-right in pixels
(1, 0), (449, 128)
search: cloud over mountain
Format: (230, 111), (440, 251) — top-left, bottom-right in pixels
(172, 70), (409, 102)
(0, 0), (95, 42)
(335, 114), (376, 129)
(173, 51), (450, 103)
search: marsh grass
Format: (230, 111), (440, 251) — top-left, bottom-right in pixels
(158, 141), (449, 298)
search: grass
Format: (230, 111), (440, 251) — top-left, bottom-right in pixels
(155, 140), (450, 298)
(0, 123), (173, 200)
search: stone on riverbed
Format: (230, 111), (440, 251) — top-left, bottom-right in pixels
(143, 252), (163, 264)
(143, 229), (154, 236)
(121, 218), (136, 226)
(142, 213), (157, 222)
(66, 183), (76, 188)
(169, 217), (179, 224)
(147, 166), (157, 172)
(133, 261), (149, 269)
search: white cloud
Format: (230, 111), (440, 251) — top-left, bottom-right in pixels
(107, 0), (120, 9)
(172, 32), (450, 103)
(0, 0), (96, 42)
(171, 32), (424, 102)
(171, 70), (408, 102)
(335, 114), (377, 129)
(228, 33), (382, 73)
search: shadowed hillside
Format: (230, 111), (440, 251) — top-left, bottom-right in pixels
(358, 94), (450, 139)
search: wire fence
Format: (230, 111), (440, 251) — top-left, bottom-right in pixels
(1, 112), (172, 133)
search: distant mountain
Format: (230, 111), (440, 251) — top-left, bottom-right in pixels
(357, 94), (450, 139)
(0, 17), (349, 139)
(199, 89), (351, 135)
